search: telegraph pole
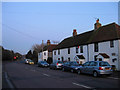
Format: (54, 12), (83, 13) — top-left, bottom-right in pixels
(42, 40), (43, 61)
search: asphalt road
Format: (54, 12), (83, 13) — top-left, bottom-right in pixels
(2, 60), (120, 89)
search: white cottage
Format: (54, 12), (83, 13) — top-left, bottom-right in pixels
(53, 19), (120, 71)
(38, 40), (57, 63)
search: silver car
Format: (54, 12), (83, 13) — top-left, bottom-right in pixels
(50, 61), (64, 69)
(77, 61), (113, 77)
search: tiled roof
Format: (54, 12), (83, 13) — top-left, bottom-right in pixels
(42, 44), (57, 52)
(98, 53), (110, 58)
(54, 23), (120, 50)
(76, 55), (85, 59)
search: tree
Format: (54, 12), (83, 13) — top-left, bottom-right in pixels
(47, 57), (53, 64)
(32, 50), (38, 64)
(26, 50), (32, 59)
(32, 43), (46, 53)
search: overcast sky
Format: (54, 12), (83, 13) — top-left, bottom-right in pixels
(2, 2), (118, 54)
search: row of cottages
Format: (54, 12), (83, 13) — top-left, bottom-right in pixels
(53, 19), (120, 71)
(38, 40), (57, 63)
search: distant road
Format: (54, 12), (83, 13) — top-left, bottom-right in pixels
(2, 60), (120, 89)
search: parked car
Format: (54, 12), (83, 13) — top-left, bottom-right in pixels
(28, 60), (34, 65)
(37, 61), (49, 67)
(77, 61), (113, 77)
(62, 61), (80, 73)
(24, 59), (31, 64)
(50, 61), (64, 69)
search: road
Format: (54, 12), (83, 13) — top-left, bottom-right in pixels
(2, 60), (120, 89)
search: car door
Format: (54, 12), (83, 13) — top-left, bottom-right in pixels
(89, 61), (98, 74)
(63, 62), (69, 70)
(81, 62), (90, 74)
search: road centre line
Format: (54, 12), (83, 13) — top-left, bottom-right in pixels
(72, 82), (92, 89)
(43, 73), (50, 77)
(31, 69), (36, 72)
(107, 77), (120, 80)
(4, 72), (15, 88)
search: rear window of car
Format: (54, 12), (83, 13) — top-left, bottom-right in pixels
(71, 62), (79, 65)
(99, 62), (110, 66)
(57, 61), (63, 64)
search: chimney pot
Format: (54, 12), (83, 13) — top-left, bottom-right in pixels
(73, 29), (77, 36)
(94, 19), (101, 30)
(47, 40), (51, 45)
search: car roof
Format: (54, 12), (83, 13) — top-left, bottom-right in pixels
(86, 61), (108, 63)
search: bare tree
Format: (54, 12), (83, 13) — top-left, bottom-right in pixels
(32, 43), (46, 53)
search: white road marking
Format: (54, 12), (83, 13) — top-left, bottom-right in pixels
(25, 67), (28, 69)
(31, 70), (36, 72)
(43, 73), (50, 77)
(107, 77), (120, 80)
(72, 82), (92, 89)
(4, 72), (15, 88)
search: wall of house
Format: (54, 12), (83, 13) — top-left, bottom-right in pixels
(53, 45), (88, 62)
(48, 52), (53, 57)
(118, 40), (120, 71)
(53, 40), (120, 70)
(42, 50), (48, 61)
(38, 50), (48, 62)
(38, 52), (42, 62)
(88, 40), (119, 70)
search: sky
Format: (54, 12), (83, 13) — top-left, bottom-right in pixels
(2, 2), (119, 55)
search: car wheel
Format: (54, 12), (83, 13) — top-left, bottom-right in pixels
(62, 68), (65, 71)
(77, 70), (81, 75)
(93, 71), (98, 77)
(71, 69), (74, 73)
(50, 67), (52, 69)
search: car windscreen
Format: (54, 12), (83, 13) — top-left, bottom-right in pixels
(41, 61), (47, 63)
(99, 62), (110, 66)
(70, 62), (79, 66)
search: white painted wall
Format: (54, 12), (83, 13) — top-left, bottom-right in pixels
(53, 39), (120, 71)
(38, 50), (48, 62)
(53, 45), (88, 63)
(89, 40), (119, 70)
(118, 40), (120, 70)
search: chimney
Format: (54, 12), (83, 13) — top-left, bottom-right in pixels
(47, 40), (51, 45)
(73, 29), (77, 36)
(94, 19), (102, 30)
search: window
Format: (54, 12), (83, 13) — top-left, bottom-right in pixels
(44, 52), (46, 56)
(76, 46), (78, 53)
(54, 51), (56, 55)
(83, 62), (90, 66)
(68, 57), (70, 61)
(89, 62), (97, 66)
(68, 48), (70, 54)
(80, 46), (83, 53)
(110, 40), (114, 48)
(61, 57), (64, 61)
(99, 62), (110, 66)
(94, 55), (97, 61)
(58, 49), (60, 55)
(112, 58), (117, 62)
(94, 43), (99, 52)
